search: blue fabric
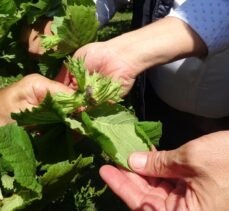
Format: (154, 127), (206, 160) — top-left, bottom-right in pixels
(169, 0), (229, 55)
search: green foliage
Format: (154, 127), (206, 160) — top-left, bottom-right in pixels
(0, 124), (42, 210)
(0, 124), (41, 194)
(135, 121), (162, 146)
(12, 58), (162, 170)
(11, 92), (66, 125)
(98, 12), (132, 41)
(41, 4), (99, 58)
(0, 0), (98, 80)
(81, 106), (161, 169)
(0, 4), (161, 210)
(0, 124), (93, 210)
(39, 156), (93, 205)
(74, 180), (106, 210)
(12, 57), (123, 122)
(65, 57), (122, 104)
(0, 74), (23, 88)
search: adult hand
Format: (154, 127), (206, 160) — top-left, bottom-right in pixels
(56, 17), (207, 95)
(0, 74), (74, 126)
(56, 40), (141, 96)
(100, 131), (229, 211)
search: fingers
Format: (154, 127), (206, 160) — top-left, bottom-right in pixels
(22, 74), (75, 104)
(167, 181), (188, 211)
(119, 167), (175, 199)
(99, 165), (146, 209)
(36, 78), (74, 104)
(118, 166), (159, 191)
(128, 148), (185, 179)
(42, 78), (75, 96)
(73, 43), (103, 73)
(0, 74), (75, 125)
(55, 66), (72, 85)
(100, 165), (171, 210)
(55, 65), (78, 90)
(73, 44), (89, 59)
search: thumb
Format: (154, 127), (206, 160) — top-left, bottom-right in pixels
(55, 66), (71, 85)
(128, 147), (186, 179)
(31, 75), (75, 104)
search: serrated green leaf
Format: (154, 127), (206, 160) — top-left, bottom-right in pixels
(0, 0), (16, 15)
(74, 180), (106, 210)
(40, 156), (92, 186)
(85, 72), (122, 104)
(65, 57), (123, 104)
(0, 1), (26, 42)
(21, 0), (62, 24)
(81, 104), (152, 169)
(0, 74), (23, 89)
(38, 54), (62, 78)
(12, 58), (122, 127)
(1, 194), (24, 211)
(41, 4), (99, 58)
(135, 121), (162, 146)
(11, 92), (66, 126)
(0, 189), (41, 211)
(1, 175), (14, 190)
(0, 13), (22, 41)
(0, 123), (41, 193)
(64, 57), (86, 92)
(0, 158), (13, 175)
(65, 117), (86, 135)
(39, 156), (93, 202)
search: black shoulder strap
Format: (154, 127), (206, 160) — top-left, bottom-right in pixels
(132, 0), (174, 29)
(131, 0), (174, 120)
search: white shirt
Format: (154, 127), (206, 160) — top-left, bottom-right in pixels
(95, 0), (229, 118)
(149, 0), (229, 118)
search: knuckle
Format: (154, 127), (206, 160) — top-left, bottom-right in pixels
(22, 74), (46, 90)
(23, 73), (42, 81)
(178, 139), (205, 169)
(145, 151), (167, 176)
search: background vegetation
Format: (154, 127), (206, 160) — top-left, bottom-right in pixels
(44, 10), (133, 211)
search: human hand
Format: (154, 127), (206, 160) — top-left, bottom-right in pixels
(100, 165), (187, 211)
(55, 65), (78, 90)
(56, 16), (207, 95)
(56, 40), (143, 95)
(100, 131), (229, 211)
(0, 74), (74, 126)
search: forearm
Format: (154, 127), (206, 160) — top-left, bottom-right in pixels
(107, 16), (207, 75)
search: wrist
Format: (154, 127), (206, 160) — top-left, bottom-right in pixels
(107, 16), (207, 76)
(106, 31), (149, 77)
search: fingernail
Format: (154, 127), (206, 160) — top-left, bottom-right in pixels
(129, 152), (147, 170)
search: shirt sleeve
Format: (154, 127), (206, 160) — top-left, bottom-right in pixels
(168, 0), (229, 54)
(95, 0), (129, 27)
